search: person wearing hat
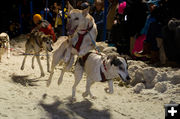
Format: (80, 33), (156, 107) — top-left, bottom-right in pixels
(33, 14), (57, 42)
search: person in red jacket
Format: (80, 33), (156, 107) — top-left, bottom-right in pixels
(33, 14), (57, 42)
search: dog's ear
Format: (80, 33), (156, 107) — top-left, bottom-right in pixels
(40, 34), (46, 40)
(82, 6), (90, 17)
(34, 32), (39, 37)
(124, 57), (127, 64)
(68, 1), (74, 12)
(108, 55), (122, 66)
(48, 35), (53, 40)
(5, 35), (8, 40)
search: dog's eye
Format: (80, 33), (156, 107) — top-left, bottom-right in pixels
(74, 17), (79, 20)
(119, 66), (124, 70)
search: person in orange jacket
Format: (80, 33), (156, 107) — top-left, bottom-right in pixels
(33, 14), (57, 42)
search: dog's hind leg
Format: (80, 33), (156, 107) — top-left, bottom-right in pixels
(82, 77), (95, 99)
(57, 68), (65, 86)
(104, 79), (114, 94)
(0, 55), (2, 62)
(72, 61), (83, 100)
(47, 64), (55, 87)
(46, 50), (50, 72)
(58, 55), (74, 85)
(31, 56), (35, 69)
(7, 41), (10, 58)
(36, 54), (45, 77)
(47, 55), (64, 87)
(21, 55), (27, 70)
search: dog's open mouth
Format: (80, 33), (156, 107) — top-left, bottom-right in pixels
(47, 47), (53, 52)
(119, 74), (126, 82)
(67, 25), (78, 36)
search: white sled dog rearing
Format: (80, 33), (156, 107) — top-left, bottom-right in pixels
(46, 2), (98, 87)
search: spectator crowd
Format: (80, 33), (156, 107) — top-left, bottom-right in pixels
(1, 0), (180, 65)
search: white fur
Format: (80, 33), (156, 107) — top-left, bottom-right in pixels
(47, 3), (97, 87)
(71, 51), (130, 100)
(0, 32), (10, 62)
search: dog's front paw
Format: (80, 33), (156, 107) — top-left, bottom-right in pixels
(104, 88), (113, 94)
(71, 97), (76, 102)
(21, 66), (24, 70)
(31, 65), (34, 69)
(82, 92), (88, 97)
(46, 80), (51, 87)
(64, 57), (70, 63)
(90, 96), (97, 99)
(57, 78), (63, 86)
(41, 73), (45, 77)
(48, 69), (51, 73)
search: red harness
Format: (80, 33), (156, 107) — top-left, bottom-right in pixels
(100, 60), (108, 82)
(103, 60), (107, 72)
(73, 24), (93, 52)
(79, 52), (92, 67)
(78, 51), (108, 82)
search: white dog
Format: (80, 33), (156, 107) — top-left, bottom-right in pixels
(73, 51), (130, 100)
(0, 32), (10, 62)
(47, 2), (98, 87)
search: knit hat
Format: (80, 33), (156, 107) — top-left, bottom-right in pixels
(33, 14), (42, 24)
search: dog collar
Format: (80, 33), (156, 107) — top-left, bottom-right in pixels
(80, 24), (93, 33)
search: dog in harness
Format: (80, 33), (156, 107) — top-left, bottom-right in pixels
(72, 24), (94, 52)
(78, 51), (107, 82)
(0, 32), (10, 62)
(46, 2), (98, 87)
(71, 51), (131, 100)
(20, 31), (53, 77)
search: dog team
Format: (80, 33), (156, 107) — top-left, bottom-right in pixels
(0, 3), (130, 101)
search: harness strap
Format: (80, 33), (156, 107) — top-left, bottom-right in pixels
(100, 67), (108, 82)
(103, 60), (107, 72)
(35, 37), (43, 48)
(78, 51), (108, 82)
(79, 52), (92, 67)
(100, 58), (109, 82)
(74, 34), (84, 52)
(73, 24), (93, 52)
